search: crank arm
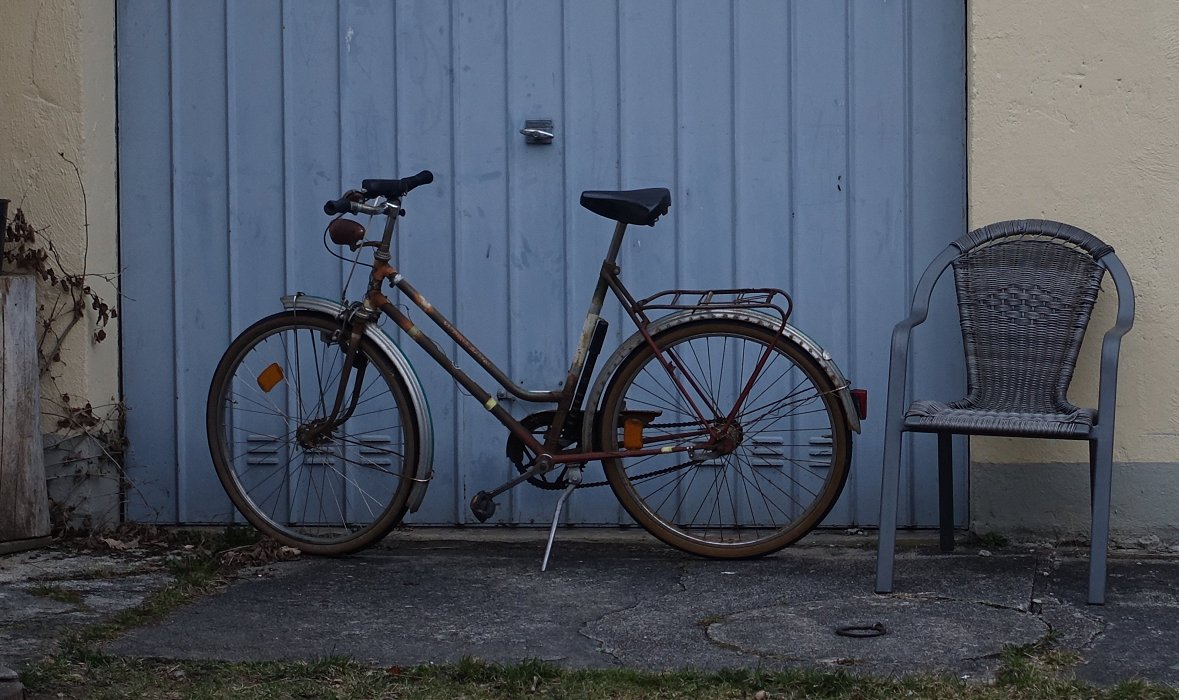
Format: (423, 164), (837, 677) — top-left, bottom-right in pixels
(485, 458), (554, 501)
(470, 454), (561, 522)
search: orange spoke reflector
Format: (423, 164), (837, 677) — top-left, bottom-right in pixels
(257, 363), (285, 393)
(623, 418), (645, 450)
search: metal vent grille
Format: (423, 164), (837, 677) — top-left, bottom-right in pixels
(357, 435), (394, 467)
(807, 434), (833, 467)
(245, 435), (279, 466)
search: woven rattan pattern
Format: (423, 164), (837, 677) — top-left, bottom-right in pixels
(905, 236), (1106, 437)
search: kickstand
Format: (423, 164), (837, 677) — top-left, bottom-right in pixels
(541, 479), (578, 572)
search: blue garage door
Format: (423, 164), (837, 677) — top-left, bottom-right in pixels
(117, 0), (966, 527)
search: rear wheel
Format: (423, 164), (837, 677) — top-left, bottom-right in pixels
(598, 320), (852, 558)
(206, 312), (419, 554)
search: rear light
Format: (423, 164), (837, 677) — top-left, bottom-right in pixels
(850, 388), (868, 420)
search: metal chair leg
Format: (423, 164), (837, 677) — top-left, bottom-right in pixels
(875, 429), (905, 593)
(938, 432), (955, 552)
(1088, 436), (1113, 605)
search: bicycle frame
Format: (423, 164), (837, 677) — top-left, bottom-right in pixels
(320, 196), (794, 499)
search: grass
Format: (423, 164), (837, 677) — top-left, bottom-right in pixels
(17, 527), (1179, 699)
(21, 653), (1179, 700)
(27, 584), (85, 605)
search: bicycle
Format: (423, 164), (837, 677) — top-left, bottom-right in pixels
(206, 170), (866, 566)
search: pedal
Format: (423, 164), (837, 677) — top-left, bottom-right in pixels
(470, 491), (497, 522)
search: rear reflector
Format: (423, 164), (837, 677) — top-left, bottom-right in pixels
(623, 418), (645, 450)
(850, 388), (868, 420)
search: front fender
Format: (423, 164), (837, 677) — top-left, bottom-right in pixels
(281, 293), (434, 512)
(581, 310), (860, 451)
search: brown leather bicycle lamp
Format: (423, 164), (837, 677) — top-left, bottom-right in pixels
(328, 218), (366, 248)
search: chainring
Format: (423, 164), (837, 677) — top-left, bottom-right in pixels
(505, 410), (584, 490)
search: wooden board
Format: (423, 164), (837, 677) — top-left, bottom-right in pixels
(0, 275), (50, 543)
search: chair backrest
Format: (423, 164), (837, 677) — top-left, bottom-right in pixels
(951, 220), (1111, 414)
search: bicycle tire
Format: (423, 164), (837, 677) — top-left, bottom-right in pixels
(598, 319), (852, 558)
(206, 311), (419, 554)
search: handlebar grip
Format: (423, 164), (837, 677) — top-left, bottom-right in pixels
(323, 196), (352, 215)
(402, 169), (434, 192)
(362, 169), (434, 199)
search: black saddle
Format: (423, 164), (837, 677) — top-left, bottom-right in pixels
(579, 188), (671, 227)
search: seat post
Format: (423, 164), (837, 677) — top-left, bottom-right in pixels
(604, 220), (628, 266)
(582, 220), (628, 318)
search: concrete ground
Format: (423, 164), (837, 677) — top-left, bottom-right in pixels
(3, 528), (1179, 692)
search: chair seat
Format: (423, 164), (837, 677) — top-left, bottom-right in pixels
(904, 400), (1096, 438)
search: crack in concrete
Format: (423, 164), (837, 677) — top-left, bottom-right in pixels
(1076, 614), (1109, 651)
(887, 591), (1034, 614)
(697, 622), (862, 667)
(575, 561), (692, 666)
(1026, 550), (1109, 655)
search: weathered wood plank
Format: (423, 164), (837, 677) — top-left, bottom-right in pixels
(0, 274), (50, 543)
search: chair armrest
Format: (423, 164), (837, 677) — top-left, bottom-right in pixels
(884, 245), (959, 426)
(1094, 254), (1135, 434)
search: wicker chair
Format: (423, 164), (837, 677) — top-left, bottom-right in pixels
(874, 220), (1135, 604)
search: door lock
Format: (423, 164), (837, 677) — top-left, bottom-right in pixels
(520, 119), (554, 145)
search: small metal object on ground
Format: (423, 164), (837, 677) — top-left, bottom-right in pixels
(835, 622), (888, 638)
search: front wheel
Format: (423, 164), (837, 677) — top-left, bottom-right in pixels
(206, 312), (420, 554)
(598, 319), (852, 558)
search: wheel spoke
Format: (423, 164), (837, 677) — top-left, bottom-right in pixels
(209, 315), (417, 553)
(601, 322), (850, 557)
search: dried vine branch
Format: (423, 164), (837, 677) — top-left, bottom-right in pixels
(2, 154), (129, 529)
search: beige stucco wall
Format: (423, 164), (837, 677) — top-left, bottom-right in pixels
(0, 0), (119, 524)
(968, 1), (1179, 541)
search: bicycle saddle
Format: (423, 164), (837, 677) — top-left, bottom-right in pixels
(579, 188), (671, 227)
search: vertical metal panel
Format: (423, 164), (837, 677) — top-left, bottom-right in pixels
(505, 0), (567, 525)
(905, 0), (970, 528)
(118, 0), (176, 521)
(389, 0), (460, 523)
(224, 0), (286, 526)
(170, 1), (231, 522)
(562, 0), (623, 524)
(117, 0), (965, 527)
(789, 2), (854, 525)
(452, 0), (510, 525)
(846, 0), (909, 526)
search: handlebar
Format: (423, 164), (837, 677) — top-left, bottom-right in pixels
(323, 169), (434, 215)
(323, 197), (384, 217)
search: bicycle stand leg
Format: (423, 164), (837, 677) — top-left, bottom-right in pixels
(541, 471), (581, 572)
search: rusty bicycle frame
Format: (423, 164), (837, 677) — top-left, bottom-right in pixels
(311, 194), (795, 515)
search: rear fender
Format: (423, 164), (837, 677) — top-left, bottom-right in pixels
(580, 310), (860, 451)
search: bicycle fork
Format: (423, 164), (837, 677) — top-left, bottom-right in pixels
(296, 324), (371, 447)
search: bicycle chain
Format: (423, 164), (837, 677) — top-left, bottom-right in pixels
(565, 387), (844, 488)
(574, 418), (718, 488)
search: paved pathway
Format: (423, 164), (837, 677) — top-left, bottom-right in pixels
(4, 530), (1179, 688)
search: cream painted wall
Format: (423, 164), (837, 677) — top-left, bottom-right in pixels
(0, 0), (119, 524)
(968, 1), (1179, 540)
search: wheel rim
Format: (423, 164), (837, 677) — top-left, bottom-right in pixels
(603, 325), (849, 553)
(212, 318), (414, 548)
